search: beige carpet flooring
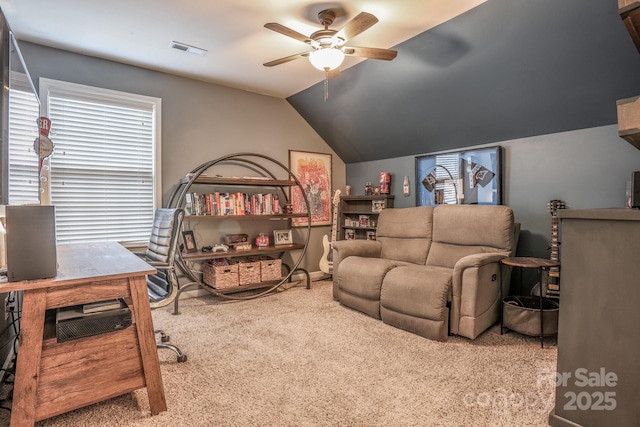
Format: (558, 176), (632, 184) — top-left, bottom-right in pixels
(2, 280), (558, 426)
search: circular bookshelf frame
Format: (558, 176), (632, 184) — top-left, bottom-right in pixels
(167, 152), (312, 304)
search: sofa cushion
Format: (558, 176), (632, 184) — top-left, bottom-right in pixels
(426, 205), (514, 268)
(377, 206), (433, 264)
(338, 256), (405, 319)
(380, 265), (452, 341)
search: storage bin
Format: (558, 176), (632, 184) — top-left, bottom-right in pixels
(502, 296), (559, 336)
(236, 259), (261, 285)
(260, 258), (282, 281)
(203, 259), (239, 289)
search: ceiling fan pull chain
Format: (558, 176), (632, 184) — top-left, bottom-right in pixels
(324, 69), (329, 102)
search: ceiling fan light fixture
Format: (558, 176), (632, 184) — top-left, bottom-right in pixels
(309, 48), (344, 71)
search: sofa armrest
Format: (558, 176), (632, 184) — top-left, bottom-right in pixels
(449, 252), (509, 338)
(332, 240), (382, 259)
(453, 252), (508, 271)
(332, 240), (382, 274)
(331, 240), (382, 298)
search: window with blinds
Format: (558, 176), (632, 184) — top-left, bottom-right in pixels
(39, 78), (161, 245)
(8, 71), (40, 205)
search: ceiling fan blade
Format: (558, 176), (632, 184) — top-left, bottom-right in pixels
(265, 23), (312, 44)
(334, 12), (379, 43)
(343, 46), (397, 61)
(263, 51), (310, 67)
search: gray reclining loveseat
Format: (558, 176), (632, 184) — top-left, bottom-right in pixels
(332, 204), (518, 341)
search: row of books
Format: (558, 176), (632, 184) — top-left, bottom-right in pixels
(185, 192), (282, 216)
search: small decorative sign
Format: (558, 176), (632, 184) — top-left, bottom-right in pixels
(33, 117), (54, 171)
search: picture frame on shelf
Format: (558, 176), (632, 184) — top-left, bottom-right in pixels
(358, 215), (370, 227)
(182, 230), (198, 253)
(288, 150), (332, 227)
(415, 145), (502, 206)
(273, 229), (293, 245)
(371, 200), (386, 213)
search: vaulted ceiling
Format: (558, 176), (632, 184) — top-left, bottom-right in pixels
(289, 0), (640, 163)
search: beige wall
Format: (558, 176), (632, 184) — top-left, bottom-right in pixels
(20, 41), (345, 275)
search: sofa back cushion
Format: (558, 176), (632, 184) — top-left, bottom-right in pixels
(377, 206), (433, 264)
(426, 205), (514, 268)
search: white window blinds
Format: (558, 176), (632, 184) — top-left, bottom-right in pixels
(39, 78), (161, 244)
(435, 153), (459, 204)
(8, 77), (40, 205)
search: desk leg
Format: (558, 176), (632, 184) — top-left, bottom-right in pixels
(11, 288), (47, 427)
(128, 276), (167, 415)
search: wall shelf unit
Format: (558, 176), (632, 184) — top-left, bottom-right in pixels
(338, 195), (394, 240)
(167, 153), (311, 314)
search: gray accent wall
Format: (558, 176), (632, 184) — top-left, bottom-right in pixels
(346, 124), (640, 290)
(18, 41), (346, 276)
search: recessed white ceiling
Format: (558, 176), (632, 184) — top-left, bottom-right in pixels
(0, 0), (486, 98)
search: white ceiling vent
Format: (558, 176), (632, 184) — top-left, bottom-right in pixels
(169, 41), (207, 56)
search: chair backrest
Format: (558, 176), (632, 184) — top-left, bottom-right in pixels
(145, 208), (184, 265)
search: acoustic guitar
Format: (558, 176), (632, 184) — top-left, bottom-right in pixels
(319, 189), (341, 275)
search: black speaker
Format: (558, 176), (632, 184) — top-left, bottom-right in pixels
(632, 171), (640, 209)
(6, 205), (57, 282)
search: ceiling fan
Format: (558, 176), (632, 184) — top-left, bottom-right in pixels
(263, 9), (397, 98)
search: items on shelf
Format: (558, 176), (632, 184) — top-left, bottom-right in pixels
(379, 172), (391, 194)
(338, 195), (394, 240)
(364, 181), (373, 195)
(185, 191), (282, 216)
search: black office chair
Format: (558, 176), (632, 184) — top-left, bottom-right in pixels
(135, 208), (187, 362)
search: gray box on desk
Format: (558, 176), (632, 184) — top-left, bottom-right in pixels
(6, 205), (57, 282)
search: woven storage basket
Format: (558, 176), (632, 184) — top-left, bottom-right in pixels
(260, 258), (282, 281)
(503, 296), (559, 336)
(237, 259), (261, 285)
(203, 260), (239, 289)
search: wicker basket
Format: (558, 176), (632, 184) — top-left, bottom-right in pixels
(203, 260), (239, 289)
(260, 258), (282, 281)
(237, 260), (261, 285)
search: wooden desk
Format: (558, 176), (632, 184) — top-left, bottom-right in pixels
(0, 242), (167, 426)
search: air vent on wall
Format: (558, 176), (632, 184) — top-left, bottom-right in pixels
(169, 41), (207, 56)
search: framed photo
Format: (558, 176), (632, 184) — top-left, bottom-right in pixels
(371, 200), (386, 213)
(273, 229), (293, 245)
(289, 150), (332, 227)
(358, 215), (370, 227)
(415, 146), (502, 206)
(182, 230), (198, 253)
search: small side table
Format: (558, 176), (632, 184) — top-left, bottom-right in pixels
(500, 257), (561, 348)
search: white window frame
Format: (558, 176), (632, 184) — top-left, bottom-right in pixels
(39, 78), (161, 246)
